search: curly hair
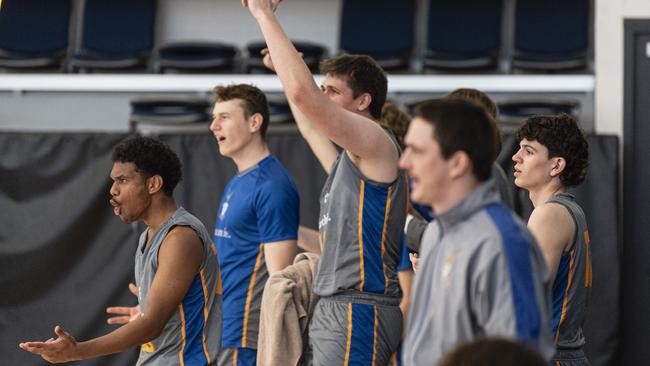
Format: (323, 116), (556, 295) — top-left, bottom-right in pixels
(379, 101), (410, 149)
(516, 114), (589, 187)
(320, 54), (387, 119)
(112, 136), (182, 196)
(213, 84), (270, 138)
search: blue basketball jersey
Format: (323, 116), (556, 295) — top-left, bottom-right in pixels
(213, 155), (299, 349)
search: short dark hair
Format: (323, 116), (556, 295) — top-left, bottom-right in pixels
(438, 338), (547, 366)
(414, 99), (497, 182)
(445, 88), (501, 155)
(213, 84), (271, 138)
(319, 54), (387, 119)
(379, 101), (410, 149)
(112, 136), (182, 196)
(446, 88), (498, 119)
(516, 114), (589, 187)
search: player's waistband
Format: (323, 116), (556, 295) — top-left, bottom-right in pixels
(323, 290), (400, 307)
(554, 347), (587, 361)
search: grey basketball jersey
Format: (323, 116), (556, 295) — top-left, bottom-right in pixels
(548, 193), (592, 351)
(313, 145), (408, 298)
(134, 207), (222, 366)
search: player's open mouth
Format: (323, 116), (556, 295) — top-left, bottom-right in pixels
(110, 199), (121, 216)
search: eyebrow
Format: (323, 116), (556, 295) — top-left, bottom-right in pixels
(520, 143), (538, 152)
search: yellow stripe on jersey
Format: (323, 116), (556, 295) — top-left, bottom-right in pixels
(178, 304), (187, 366)
(344, 303), (353, 366)
(358, 180), (366, 291)
(199, 270), (212, 364)
(381, 186), (393, 293)
(242, 244), (264, 348)
(584, 231), (592, 287)
(555, 251), (575, 343)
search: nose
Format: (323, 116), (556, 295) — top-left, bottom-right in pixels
(109, 182), (118, 197)
(210, 118), (219, 132)
(512, 148), (522, 163)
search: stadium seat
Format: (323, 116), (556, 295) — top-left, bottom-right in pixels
(153, 41), (238, 73)
(512, 0), (590, 71)
(339, 0), (416, 71)
(497, 97), (581, 131)
(129, 94), (212, 134)
(424, 0), (502, 71)
(0, 0), (71, 69)
(68, 0), (156, 72)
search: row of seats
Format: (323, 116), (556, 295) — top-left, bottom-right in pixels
(130, 94), (581, 134)
(0, 0), (591, 73)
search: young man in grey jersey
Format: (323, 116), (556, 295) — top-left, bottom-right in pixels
(399, 99), (554, 365)
(512, 114), (591, 366)
(20, 137), (221, 365)
(244, 1), (408, 364)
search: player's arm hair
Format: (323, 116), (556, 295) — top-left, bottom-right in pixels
(253, 13), (398, 181)
(264, 240), (297, 273)
(297, 226), (321, 254)
(527, 203), (575, 284)
(76, 226), (203, 358)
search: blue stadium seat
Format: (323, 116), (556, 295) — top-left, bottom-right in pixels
(513, 0), (590, 71)
(339, 0), (416, 71)
(497, 97), (581, 131)
(69, 0), (156, 72)
(0, 0), (71, 69)
(129, 94), (212, 134)
(153, 41), (238, 73)
(425, 0), (502, 71)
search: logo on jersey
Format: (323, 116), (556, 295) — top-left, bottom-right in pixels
(214, 228), (231, 239)
(441, 252), (455, 282)
(318, 213), (331, 229)
(219, 191), (233, 220)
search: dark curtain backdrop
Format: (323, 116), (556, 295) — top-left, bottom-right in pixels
(1, 132), (618, 366)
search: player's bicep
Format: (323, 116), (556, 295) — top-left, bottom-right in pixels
(144, 227), (203, 330)
(263, 240), (297, 273)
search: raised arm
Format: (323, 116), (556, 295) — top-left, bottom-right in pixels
(261, 48), (338, 173)
(245, 1), (398, 182)
(20, 226), (203, 363)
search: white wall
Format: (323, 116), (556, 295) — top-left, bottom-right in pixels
(156, 0), (342, 54)
(595, 0), (650, 136)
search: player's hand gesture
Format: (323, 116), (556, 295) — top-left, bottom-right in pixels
(106, 283), (140, 325)
(242, 0), (282, 19)
(19, 325), (80, 363)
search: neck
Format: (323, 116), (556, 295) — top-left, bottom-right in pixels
(231, 139), (270, 172)
(432, 176), (480, 215)
(141, 195), (179, 232)
(528, 183), (566, 208)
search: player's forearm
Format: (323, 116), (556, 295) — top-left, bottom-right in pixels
(298, 226), (322, 254)
(77, 317), (163, 359)
(254, 14), (324, 122)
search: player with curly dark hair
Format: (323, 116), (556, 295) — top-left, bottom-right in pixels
(21, 136), (222, 365)
(512, 114), (592, 366)
(112, 136), (182, 196)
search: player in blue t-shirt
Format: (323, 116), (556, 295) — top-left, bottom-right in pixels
(210, 84), (299, 366)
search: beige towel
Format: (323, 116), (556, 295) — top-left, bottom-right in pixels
(257, 252), (320, 366)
